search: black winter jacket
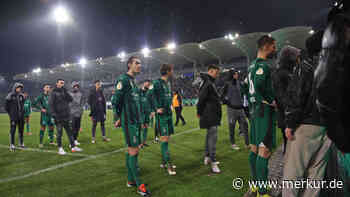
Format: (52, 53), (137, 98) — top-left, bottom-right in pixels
(5, 83), (25, 121)
(284, 57), (322, 131)
(315, 13), (350, 153)
(197, 73), (222, 129)
(49, 87), (73, 121)
(88, 88), (106, 117)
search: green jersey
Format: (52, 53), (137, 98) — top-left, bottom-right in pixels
(247, 58), (275, 105)
(33, 93), (50, 111)
(140, 88), (154, 124)
(113, 73), (144, 126)
(152, 78), (172, 117)
(24, 99), (32, 116)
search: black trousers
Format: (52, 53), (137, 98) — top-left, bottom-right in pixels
(71, 116), (82, 141)
(175, 107), (185, 125)
(56, 119), (75, 148)
(9, 119), (24, 145)
(92, 120), (106, 138)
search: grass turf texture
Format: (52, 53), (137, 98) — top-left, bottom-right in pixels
(0, 106), (282, 197)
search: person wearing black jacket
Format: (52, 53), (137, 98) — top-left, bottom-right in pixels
(282, 33), (332, 197)
(49, 79), (83, 155)
(88, 80), (110, 144)
(221, 70), (249, 150)
(197, 65), (222, 174)
(272, 45), (301, 155)
(5, 82), (25, 151)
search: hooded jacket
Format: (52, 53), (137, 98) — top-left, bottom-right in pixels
(5, 83), (25, 121)
(49, 86), (73, 121)
(272, 45), (300, 128)
(69, 82), (84, 118)
(197, 73), (222, 129)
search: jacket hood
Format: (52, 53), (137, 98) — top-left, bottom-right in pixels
(277, 45), (301, 72)
(72, 81), (80, 88)
(12, 82), (24, 93)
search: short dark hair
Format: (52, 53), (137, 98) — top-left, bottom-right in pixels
(143, 79), (151, 83)
(160, 64), (173, 76)
(43, 84), (50, 88)
(257, 35), (275, 50)
(56, 79), (64, 83)
(127, 56), (139, 70)
(94, 80), (101, 84)
(208, 64), (220, 71)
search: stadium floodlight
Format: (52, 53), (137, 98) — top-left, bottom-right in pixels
(49, 70), (54, 74)
(142, 47), (151, 58)
(309, 29), (315, 34)
(79, 58), (87, 68)
(24, 74), (28, 79)
(235, 33), (240, 38)
(33, 68), (41, 74)
(117, 51), (126, 59)
(52, 6), (71, 24)
(232, 41), (236, 45)
(166, 42), (177, 51)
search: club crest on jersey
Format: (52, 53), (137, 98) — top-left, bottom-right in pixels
(149, 84), (154, 90)
(256, 68), (264, 75)
(116, 82), (122, 90)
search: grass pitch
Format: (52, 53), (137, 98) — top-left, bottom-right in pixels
(0, 106), (282, 197)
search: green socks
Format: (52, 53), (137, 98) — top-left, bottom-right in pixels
(161, 141), (170, 164)
(48, 129), (54, 142)
(128, 155), (141, 186)
(126, 153), (134, 182)
(248, 151), (257, 181)
(256, 155), (269, 194)
(26, 123), (30, 133)
(39, 130), (44, 144)
(142, 128), (148, 143)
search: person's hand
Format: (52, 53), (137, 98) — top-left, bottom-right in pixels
(41, 108), (47, 113)
(271, 100), (277, 108)
(285, 128), (294, 141)
(114, 120), (121, 128)
(197, 114), (200, 119)
(157, 108), (164, 114)
(142, 124), (148, 129)
(150, 112), (155, 118)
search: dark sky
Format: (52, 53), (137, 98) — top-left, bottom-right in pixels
(0, 0), (331, 75)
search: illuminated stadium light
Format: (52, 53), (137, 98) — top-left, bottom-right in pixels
(79, 58), (87, 68)
(117, 51), (126, 59)
(232, 41), (236, 45)
(24, 74), (28, 79)
(235, 33), (240, 38)
(199, 44), (206, 49)
(309, 29), (315, 34)
(49, 70), (54, 74)
(142, 47), (151, 58)
(32, 68), (41, 74)
(52, 6), (71, 24)
(167, 42), (177, 51)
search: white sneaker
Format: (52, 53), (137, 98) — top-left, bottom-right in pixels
(9, 144), (15, 151)
(58, 147), (66, 155)
(232, 144), (240, 150)
(71, 147), (83, 152)
(204, 156), (210, 165)
(211, 162), (221, 174)
(74, 140), (80, 146)
(91, 138), (96, 144)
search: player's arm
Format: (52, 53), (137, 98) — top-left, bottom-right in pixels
(113, 79), (127, 123)
(152, 81), (164, 113)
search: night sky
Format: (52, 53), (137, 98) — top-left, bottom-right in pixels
(0, 0), (331, 75)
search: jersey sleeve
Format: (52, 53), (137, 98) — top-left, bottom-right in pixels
(113, 77), (127, 121)
(32, 95), (42, 110)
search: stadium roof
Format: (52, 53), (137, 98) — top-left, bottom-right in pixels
(14, 26), (314, 83)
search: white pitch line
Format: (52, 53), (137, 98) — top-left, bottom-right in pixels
(0, 127), (200, 184)
(0, 144), (89, 157)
